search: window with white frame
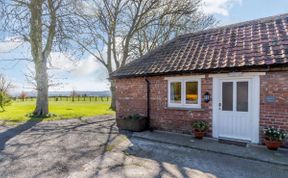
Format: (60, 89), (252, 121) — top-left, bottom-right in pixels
(168, 77), (201, 108)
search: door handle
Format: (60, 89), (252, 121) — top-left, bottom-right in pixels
(219, 103), (222, 110)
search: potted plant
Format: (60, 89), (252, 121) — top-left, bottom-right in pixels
(116, 114), (147, 132)
(264, 127), (287, 150)
(192, 120), (209, 139)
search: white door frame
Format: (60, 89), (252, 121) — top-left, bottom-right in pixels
(211, 72), (264, 143)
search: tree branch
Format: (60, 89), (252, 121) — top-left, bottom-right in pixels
(42, 0), (57, 60)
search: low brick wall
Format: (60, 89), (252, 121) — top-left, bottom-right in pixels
(115, 71), (288, 144)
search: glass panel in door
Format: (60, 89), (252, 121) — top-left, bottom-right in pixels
(237, 81), (249, 112)
(222, 82), (233, 111)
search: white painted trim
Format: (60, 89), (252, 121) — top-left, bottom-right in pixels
(167, 77), (202, 109)
(212, 73), (261, 143)
(209, 72), (265, 78)
(212, 78), (219, 138)
(164, 75), (205, 80)
(252, 76), (260, 143)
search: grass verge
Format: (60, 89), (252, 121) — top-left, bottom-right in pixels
(0, 100), (114, 125)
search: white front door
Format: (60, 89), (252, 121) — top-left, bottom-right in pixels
(212, 73), (262, 143)
(217, 79), (252, 141)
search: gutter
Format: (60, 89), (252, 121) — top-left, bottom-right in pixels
(144, 77), (150, 130)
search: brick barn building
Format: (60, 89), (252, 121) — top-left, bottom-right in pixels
(112, 13), (288, 144)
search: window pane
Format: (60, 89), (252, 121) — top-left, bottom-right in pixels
(170, 82), (181, 104)
(186, 81), (198, 104)
(237, 81), (248, 112)
(222, 82), (233, 111)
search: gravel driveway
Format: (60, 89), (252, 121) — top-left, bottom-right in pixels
(0, 115), (287, 178)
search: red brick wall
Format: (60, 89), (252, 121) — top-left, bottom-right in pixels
(260, 72), (288, 143)
(115, 74), (213, 135)
(115, 78), (147, 118)
(115, 71), (288, 143)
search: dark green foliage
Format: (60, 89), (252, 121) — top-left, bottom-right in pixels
(264, 127), (287, 141)
(0, 92), (11, 111)
(192, 120), (209, 132)
(124, 114), (145, 120)
(26, 113), (57, 119)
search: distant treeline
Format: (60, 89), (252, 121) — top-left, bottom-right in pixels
(12, 96), (111, 102)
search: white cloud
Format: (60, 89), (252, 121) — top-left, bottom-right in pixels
(0, 37), (24, 53)
(77, 0), (98, 16)
(6, 78), (36, 96)
(48, 52), (105, 76)
(48, 52), (77, 71)
(72, 56), (102, 76)
(52, 77), (110, 91)
(202, 0), (242, 16)
(1, 41), (110, 93)
(47, 52), (109, 91)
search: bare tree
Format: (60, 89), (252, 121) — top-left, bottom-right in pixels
(0, 74), (13, 93)
(75, 0), (215, 110)
(70, 89), (78, 102)
(19, 91), (28, 101)
(0, 0), (81, 117)
(24, 66), (63, 91)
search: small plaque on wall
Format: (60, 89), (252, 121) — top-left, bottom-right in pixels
(265, 96), (276, 103)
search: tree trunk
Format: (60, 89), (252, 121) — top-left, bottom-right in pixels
(29, 0), (49, 117)
(33, 60), (49, 116)
(110, 79), (116, 111)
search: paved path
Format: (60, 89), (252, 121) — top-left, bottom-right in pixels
(133, 131), (288, 166)
(0, 116), (287, 178)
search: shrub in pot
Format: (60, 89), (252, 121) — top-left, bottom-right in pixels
(192, 120), (209, 139)
(116, 114), (147, 132)
(264, 127), (287, 150)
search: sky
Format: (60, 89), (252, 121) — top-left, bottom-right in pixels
(1, 0), (288, 94)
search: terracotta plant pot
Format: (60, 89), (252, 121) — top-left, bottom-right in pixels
(264, 138), (283, 150)
(194, 130), (205, 139)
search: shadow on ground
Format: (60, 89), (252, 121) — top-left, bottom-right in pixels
(0, 115), (287, 178)
(0, 116), (45, 150)
(74, 133), (218, 178)
(0, 115), (123, 177)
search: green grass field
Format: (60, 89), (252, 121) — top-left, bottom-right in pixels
(0, 99), (114, 124)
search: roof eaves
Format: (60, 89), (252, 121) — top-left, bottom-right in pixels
(112, 63), (288, 79)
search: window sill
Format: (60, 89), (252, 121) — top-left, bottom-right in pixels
(166, 107), (205, 111)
